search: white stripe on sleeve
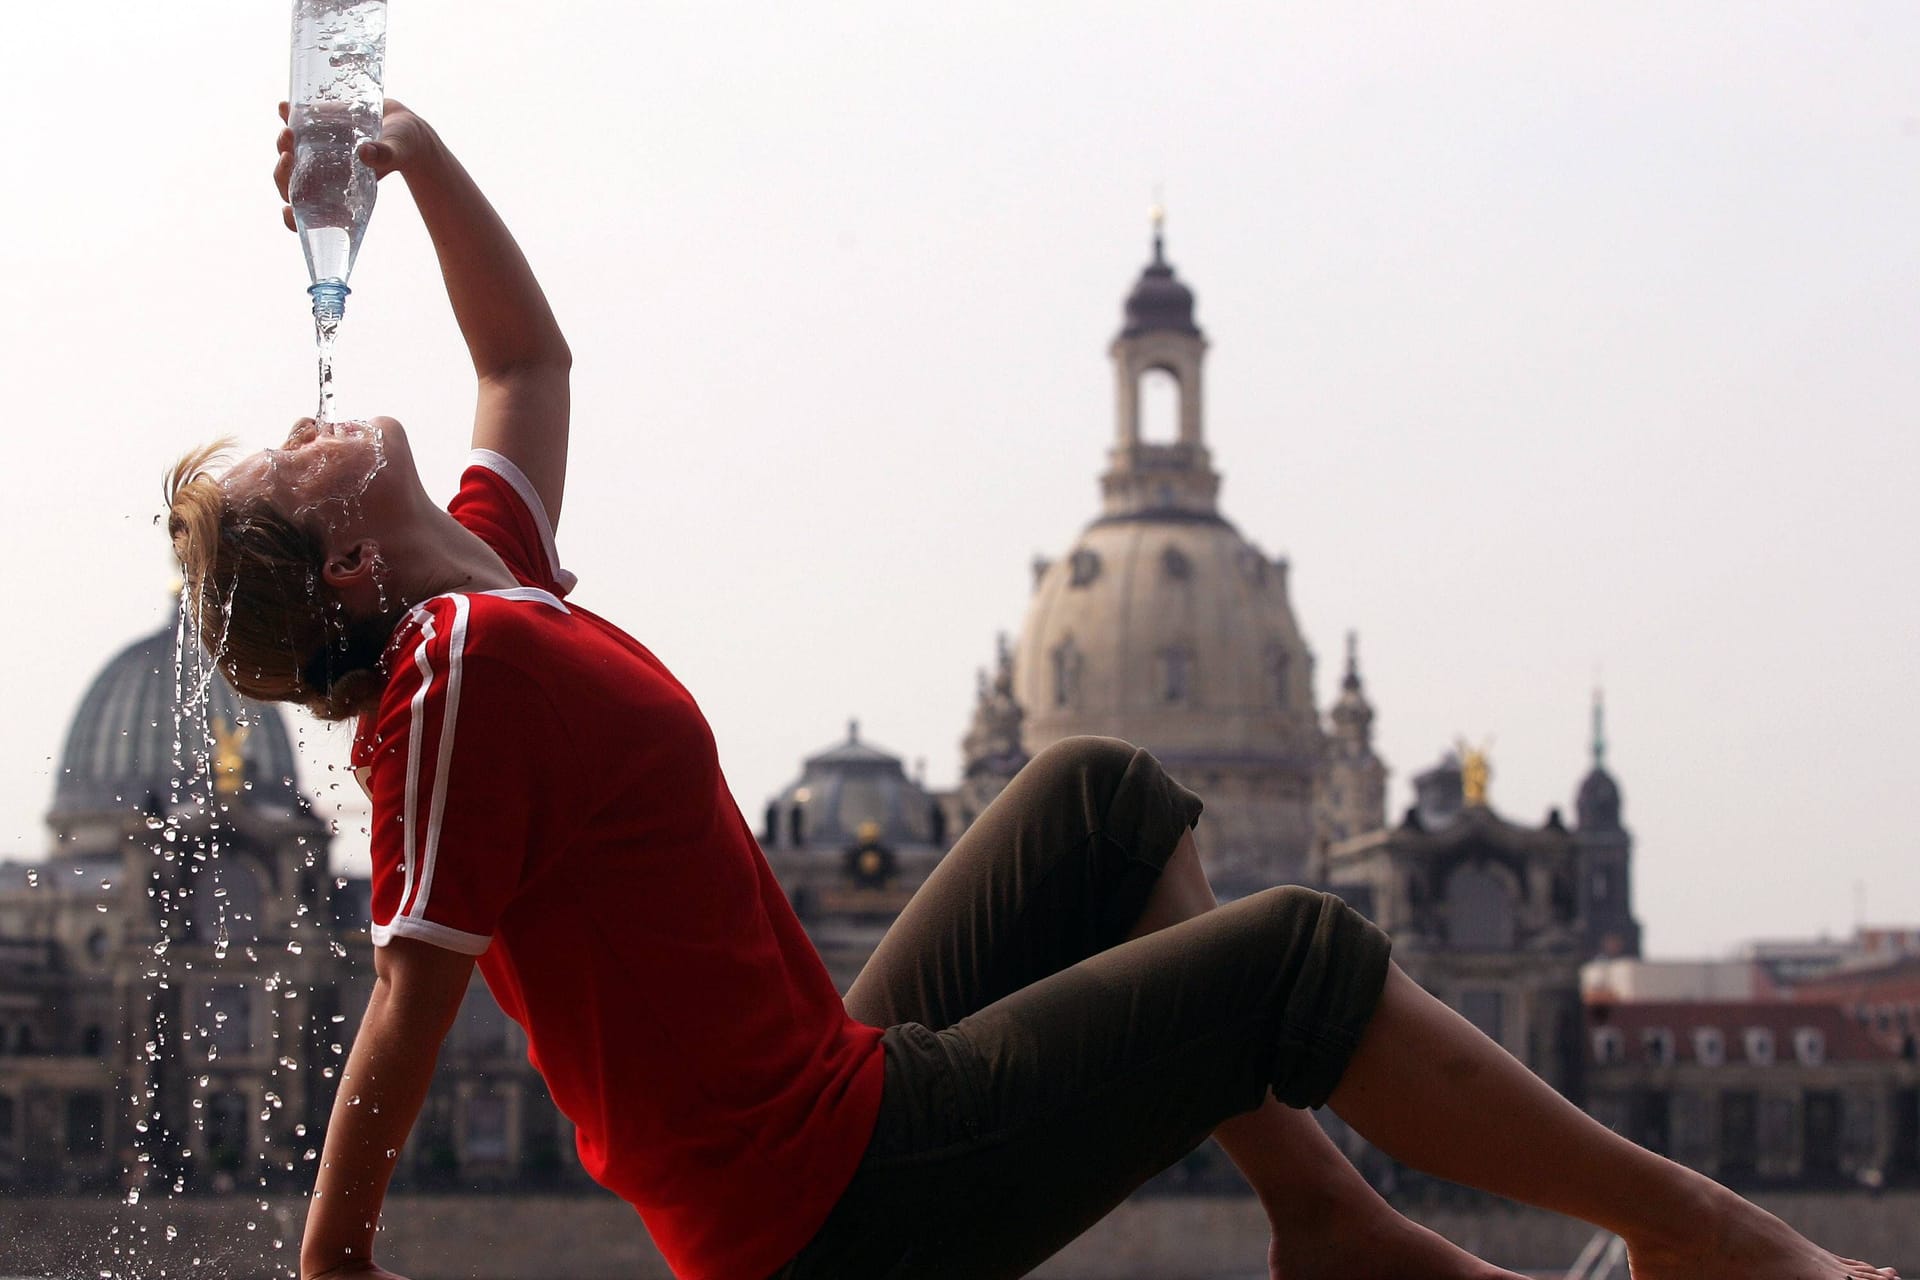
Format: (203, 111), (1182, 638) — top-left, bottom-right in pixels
(467, 448), (577, 593)
(406, 593), (470, 927)
(396, 611), (438, 919)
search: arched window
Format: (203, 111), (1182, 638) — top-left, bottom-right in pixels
(464, 1091), (510, 1162)
(1693, 1027), (1725, 1067)
(66, 1092), (105, 1156)
(202, 985), (251, 1061)
(190, 859), (266, 944)
(1051, 639), (1083, 709)
(1138, 368), (1181, 444)
(1592, 1027), (1624, 1064)
(1743, 1027), (1775, 1066)
(1264, 642), (1292, 708)
(204, 1092), (248, 1172)
(1158, 647), (1194, 704)
(1445, 864), (1515, 950)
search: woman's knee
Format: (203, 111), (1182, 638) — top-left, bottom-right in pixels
(1022, 735), (1140, 800)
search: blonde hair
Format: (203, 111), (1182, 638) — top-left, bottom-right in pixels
(165, 441), (391, 721)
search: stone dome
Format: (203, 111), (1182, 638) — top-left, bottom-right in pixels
(1121, 240), (1200, 338)
(1011, 517), (1322, 883)
(52, 608), (306, 831)
(765, 721), (942, 851)
(1576, 766), (1622, 832)
(998, 232), (1326, 884)
(1014, 520), (1317, 758)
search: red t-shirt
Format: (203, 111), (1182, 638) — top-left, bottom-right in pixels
(351, 450), (884, 1279)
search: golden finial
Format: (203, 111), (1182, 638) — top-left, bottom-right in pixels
(1457, 737), (1493, 808)
(212, 716), (250, 797)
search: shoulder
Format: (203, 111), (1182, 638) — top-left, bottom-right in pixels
(451, 451), (577, 596)
(353, 594), (565, 766)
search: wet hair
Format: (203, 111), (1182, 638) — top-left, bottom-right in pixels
(165, 441), (395, 721)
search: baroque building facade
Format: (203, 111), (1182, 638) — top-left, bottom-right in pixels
(0, 612), (579, 1195)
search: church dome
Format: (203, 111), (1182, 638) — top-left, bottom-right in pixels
(1576, 766), (1622, 832)
(52, 609), (306, 830)
(1122, 250), (1200, 339)
(1012, 518), (1319, 773)
(1575, 692), (1623, 833)
(765, 722), (941, 851)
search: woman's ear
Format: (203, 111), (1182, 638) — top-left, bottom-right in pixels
(321, 539), (385, 612)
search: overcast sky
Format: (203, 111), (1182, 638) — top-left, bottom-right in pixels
(5, 2), (1915, 958)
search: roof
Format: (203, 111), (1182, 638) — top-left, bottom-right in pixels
(1585, 1000), (1896, 1065)
(1791, 954), (1920, 1004)
(53, 609), (305, 825)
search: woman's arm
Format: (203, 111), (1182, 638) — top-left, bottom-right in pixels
(276, 102), (572, 526)
(300, 936), (476, 1280)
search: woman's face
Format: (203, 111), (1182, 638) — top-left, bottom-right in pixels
(224, 415), (416, 538)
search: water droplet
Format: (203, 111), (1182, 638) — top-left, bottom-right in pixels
(126, 1189), (140, 1205)
(348, 1094), (361, 1105)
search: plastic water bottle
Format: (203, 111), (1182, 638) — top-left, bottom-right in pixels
(288, 0), (387, 328)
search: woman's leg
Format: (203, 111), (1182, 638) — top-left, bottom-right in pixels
(1329, 966), (1899, 1280)
(1129, 837), (1524, 1280)
(845, 735), (1204, 1032)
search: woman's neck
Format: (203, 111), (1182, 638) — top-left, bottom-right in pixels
(392, 505), (523, 604)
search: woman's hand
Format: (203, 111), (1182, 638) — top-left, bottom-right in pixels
(274, 99), (439, 233)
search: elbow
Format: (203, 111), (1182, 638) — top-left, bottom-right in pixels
(482, 346), (572, 386)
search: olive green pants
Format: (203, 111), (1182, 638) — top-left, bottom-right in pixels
(773, 736), (1393, 1280)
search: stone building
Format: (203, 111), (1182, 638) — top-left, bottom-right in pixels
(0, 609), (578, 1195)
(1585, 1000), (1920, 1186)
(1575, 692), (1642, 960)
(760, 721), (951, 991)
(998, 224), (1341, 894)
(1321, 751), (1589, 1096)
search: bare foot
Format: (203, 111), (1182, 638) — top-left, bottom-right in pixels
(1269, 1200), (1528, 1280)
(1625, 1183), (1899, 1280)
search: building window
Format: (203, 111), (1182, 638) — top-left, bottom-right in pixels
(1591, 870), (1610, 903)
(1158, 647), (1194, 704)
(81, 1025), (104, 1056)
(1445, 865), (1516, 951)
(203, 985), (251, 1061)
(14, 1026), (33, 1054)
(66, 1093), (105, 1157)
(458, 987), (510, 1058)
(1051, 639), (1083, 709)
(464, 1093), (509, 1162)
(1138, 368), (1181, 444)
(1694, 1027), (1725, 1067)
(1068, 549), (1102, 588)
(205, 1092), (248, 1173)
(1643, 1028), (1675, 1066)
(1744, 1028), (1776, 1066)
(1793, 1028), (1826, 1066)
(1264, 642), (1291, 707)
(1592, 1027), (1624, 1064)
(0, 1094), (14, 1147)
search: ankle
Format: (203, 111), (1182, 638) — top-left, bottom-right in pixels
(1618, 1167), (1727, 1260)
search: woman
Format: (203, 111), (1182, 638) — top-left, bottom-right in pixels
(167, 102), (1899, 1280)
